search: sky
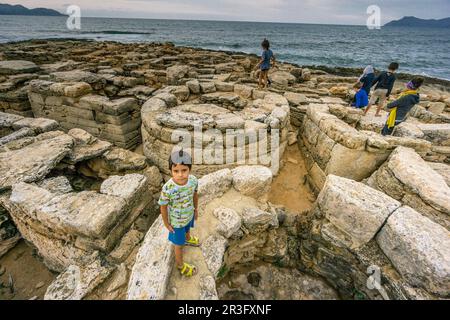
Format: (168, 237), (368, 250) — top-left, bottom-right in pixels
(3, 0), (450, 25)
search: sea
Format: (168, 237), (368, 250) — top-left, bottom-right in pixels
(0, 15), (449, 80)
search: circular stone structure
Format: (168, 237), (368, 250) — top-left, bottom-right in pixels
(141, 83), (291, 177)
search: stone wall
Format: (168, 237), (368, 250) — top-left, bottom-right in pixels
(298, 175), (450, 300)
(298, 104), (439, 194)
(0, 112), (164, 299)
(28, 79), (142, 149)
(141, 86), (291, 177)
(0, 60), (40, 117)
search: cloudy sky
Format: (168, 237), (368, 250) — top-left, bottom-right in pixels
(4, 0), (450, 25)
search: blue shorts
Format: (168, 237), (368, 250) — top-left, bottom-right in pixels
(168, 218), (195, 246)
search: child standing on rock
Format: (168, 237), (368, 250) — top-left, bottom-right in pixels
(255, 38), (276, 89)
(159, 150), (200, 277)
(364, 62), (399, 117)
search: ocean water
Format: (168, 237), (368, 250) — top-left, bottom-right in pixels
(0, 15), (449, 80)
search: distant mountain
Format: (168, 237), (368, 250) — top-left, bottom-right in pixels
(0, 3), (65, 16)
(385, 16), (450, 28)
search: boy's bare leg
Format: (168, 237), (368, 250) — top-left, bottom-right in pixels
(363, 103), (372, 115)
(375, 104), (383, 117)
(258, 72), (263, 89)
(263, 71), (268, 89)
(185, 231), (191, 242)
(174, 245), (183, 268)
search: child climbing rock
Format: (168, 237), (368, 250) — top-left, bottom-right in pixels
(159, 150), (200, 277)
(364, 62), (399, 117)
(381, 77), (424, 136)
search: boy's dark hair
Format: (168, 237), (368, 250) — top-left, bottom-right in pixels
(169, 149), (192, 170)
(261, 38), (270, 50)
(411, 77), (424, 89)
(354, 81), (363, 89)
(388, 62), (399, 71)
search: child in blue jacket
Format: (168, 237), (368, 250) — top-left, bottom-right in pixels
(351, 82), (369, 109)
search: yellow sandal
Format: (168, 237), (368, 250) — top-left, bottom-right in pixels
(179, 263), (197, 277)
(185, 236), (200, 247)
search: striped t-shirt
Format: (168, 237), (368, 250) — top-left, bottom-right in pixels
(158, 175), (198, 228)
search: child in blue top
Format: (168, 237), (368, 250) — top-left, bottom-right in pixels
(159, 150), (199, 277)
(352, 82), (369, 109)
(255, 38), (276, 89)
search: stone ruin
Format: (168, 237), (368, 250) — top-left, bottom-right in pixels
(0, 111), (162, 299)
(141, 85), (290, 178)
(0, 39), (449, 300)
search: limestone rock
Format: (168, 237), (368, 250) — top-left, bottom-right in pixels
(0, 127), (35, 146)
(213, 207), (242, 239)
(231, 166), (272, 199)
(37, 176), (73, 195)
(100, 174), (148, 202)
(386, 147), (450, 214)
(202, 234), (228, 278)
(166, 65), (189, 85)
(0, 60), (39, 75)
(200, 82), (216, 94)
(66, 129), (112, 163)
(394, 122), (425, 139)
(154, 93), (178, 109)
(198, 169), (233, 204)
(199, 275), (219, 300)
(0, 133), (74, 190)
(284, 92), (308, 106)
(12, 118), (59, 134)
(377, 206), (450, 296)
(427, 102), (446, 115)
(317, 175), (401, 249)
(241, 207), (278, 233)
(142, 97), (167, 114)
(271, 71), (296, 86)
(10, 182), (127, 239)
(186, 79), (201, 94)
(44, 258), (114, 300)
(127, 216), (173, 300)
(0, 111), (23, 127)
